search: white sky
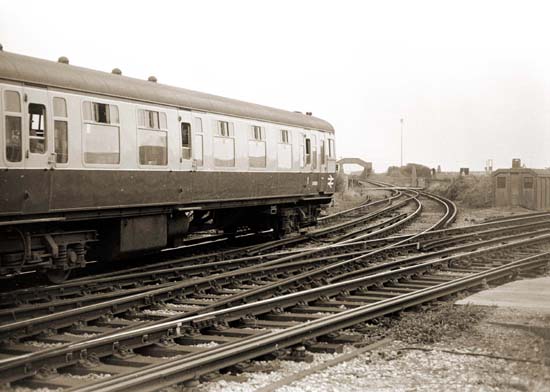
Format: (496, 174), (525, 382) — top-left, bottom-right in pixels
(1, 0), (549, 172)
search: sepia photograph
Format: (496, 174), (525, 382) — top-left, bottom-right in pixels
(0, 1), (549, 391)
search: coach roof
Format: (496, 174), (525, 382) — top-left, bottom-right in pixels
(0, 50), (334, 132)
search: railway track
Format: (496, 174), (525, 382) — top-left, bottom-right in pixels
(1, 228), (548, 391)
(0, 194), (431, 339)
(2, 182), (549, 391)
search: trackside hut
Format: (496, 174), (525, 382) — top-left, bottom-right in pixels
(493, 168), (550, 210)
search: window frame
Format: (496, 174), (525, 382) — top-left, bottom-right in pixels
(181, 122), (192, 161)
(137, 127), (168, 166)
(248, 125), (266, 169)
(217, 120), (233, 137)
(523, 176), (534, 189)
(320, 139), (327, 166)
(83, 100), (120, 126)
(277, 129), (293, 170)
(135, 107), (169, 167)
(213, 119), (235, 168)
(304, 137), (312, 166)
(137, 108), (167, 131)
(3, 90), (23, 164)
(193, 116), (204, 167)
(328, 138), (335, 158)
(280, 129), (290, 144)
(82, 100), (121, 166)
(52, 96), (69, 165)
(28, 103), (48, 155)
(496, 176), (507, 189)
(250, 125), (264, 141)
(311, 134), (317, 170)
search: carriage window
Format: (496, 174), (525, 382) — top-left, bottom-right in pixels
(138, 109), (167, 130)
(328, 139), (335, 158)
(138, 129), (167, 166)
(305, 137), (311, 165)
(217, 120), (232, 137)
(193, 117), (203, 166)
(54, 121), (68, 164)
(497, 177), (506, 189)
(53, 97), (67, 117)
(181, 122), (191, 160)
(280, 129), (289, 144)
(53, 97), (68, 164)
(311, 135), (317, 169)
(83, 101), (120, 164)
(4, 91), (21, 113)
(524, 177), (534, 189)
(5, 116), (22, 162)
(29, 103), (47, 154)
(278, 130), (292, 169)
(214, 121), (235, 167)
(4, 91), (22, 162)
(251, 125), (263, 141)
(84, 125), (120, 164)
(249, 125), (266, 168)
(83, 101), (119, 124)
(93, 103), (109, 124)
(321, 140), (326, 165)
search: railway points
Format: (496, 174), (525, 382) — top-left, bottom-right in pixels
(0, 49), (548, 392)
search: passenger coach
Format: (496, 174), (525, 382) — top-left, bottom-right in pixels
(0, 49), (336, 281)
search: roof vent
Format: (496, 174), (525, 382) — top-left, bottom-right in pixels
(306, 112), (313, 116)
(58, 56), (69, 64)
(148, 76), (157, 83)
(0, 43), (3, 52)
(112, 68), (122, 75)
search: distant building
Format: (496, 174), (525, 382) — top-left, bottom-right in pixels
(493, 163), (550, 210)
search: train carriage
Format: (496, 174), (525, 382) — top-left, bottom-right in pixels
(0, 49), (336, 281)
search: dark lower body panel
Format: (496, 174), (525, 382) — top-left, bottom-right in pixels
(0, 169), (334, 278)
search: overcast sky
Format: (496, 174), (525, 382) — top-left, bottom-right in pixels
(1, 0), (549, 172)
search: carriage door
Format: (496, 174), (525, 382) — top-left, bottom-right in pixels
(20, 86), (52, 213)
(178, 111), (194, 171)
(23, 86), (52, 168)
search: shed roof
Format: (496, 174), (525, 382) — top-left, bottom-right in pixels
(0, 50), (334, 132)
(492, 168), (550, 177)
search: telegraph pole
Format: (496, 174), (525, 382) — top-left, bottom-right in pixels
(400, 118), (404, 167)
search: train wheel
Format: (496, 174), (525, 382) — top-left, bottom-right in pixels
(46, 269), (71, 284)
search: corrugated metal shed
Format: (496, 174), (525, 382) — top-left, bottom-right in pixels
(493, 168), (550, 210)
(0, 50), (334, 132)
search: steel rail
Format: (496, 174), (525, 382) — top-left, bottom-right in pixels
(316, 192), (394, 223)
(419, 219), (550, 251)
(0, 188), (540, 344)
(2, 231), (548, 385)
(0, 190), (503, 342)
(0, 200), (423, 339)
(243, 191), (411, 255)
(0, 197), (419, 311)
(67, 251), (550, 392)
